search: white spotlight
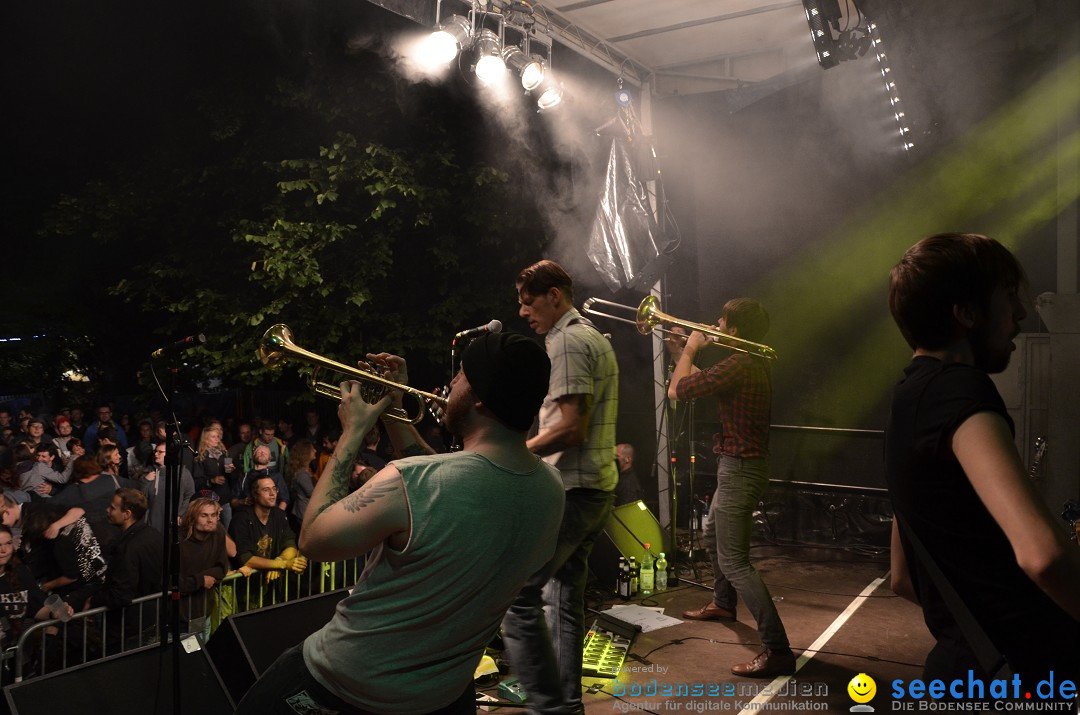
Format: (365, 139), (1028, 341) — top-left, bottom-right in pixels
(474, 29), (506, 84)
(420, 15), (473, 67)
(536, 76), (564, 110)
(503, 45), (545, 91)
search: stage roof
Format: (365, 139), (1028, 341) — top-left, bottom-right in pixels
(367, 0), (820, 95)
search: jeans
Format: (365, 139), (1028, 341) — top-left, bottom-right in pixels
(703, 455), (789, 652)
(502, 488), (615, 714)
(234, 643), (476, 715)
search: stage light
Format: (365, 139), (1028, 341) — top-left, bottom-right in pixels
(421, 14), (473, 67)
(801, 0), (842, 69)
(536, 76), (564, 111)
(503, 45), (544, 91)
(473, 29), (505, 85)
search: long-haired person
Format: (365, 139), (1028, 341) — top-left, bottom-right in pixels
(178, 498), (229, 637)
(286, 439), (317, 532)
(193, 421), (235, 527)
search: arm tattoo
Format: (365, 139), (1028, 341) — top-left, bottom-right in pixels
(341, 482), (398, 513)
(312, 452), (355, 518)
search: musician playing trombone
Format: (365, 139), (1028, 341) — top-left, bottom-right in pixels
(667, 298), (796, 679)
(234, 334), (565, 714)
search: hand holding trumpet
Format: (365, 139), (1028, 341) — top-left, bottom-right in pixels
(338, 374), (393, 445)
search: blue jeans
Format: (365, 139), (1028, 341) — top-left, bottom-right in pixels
(234, 643), (476, 715)
(502, 488), (615, 714)
(703, 455), (789, 652)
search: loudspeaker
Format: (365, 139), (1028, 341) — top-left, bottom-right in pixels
(4, 641), (233, 715)
(206, 589), (347, 703)
(589, 500), (667, 592)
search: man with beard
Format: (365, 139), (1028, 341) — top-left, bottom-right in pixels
(234, 333), (565, 715)
(886, 233), (1080, 698)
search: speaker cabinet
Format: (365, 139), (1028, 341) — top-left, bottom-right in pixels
(3, 641), (233, 715)
(206, 589), (347, 703)
(589, 500), (667, 591)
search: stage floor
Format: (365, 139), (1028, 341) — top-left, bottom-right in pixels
(570, 544), (934, 714)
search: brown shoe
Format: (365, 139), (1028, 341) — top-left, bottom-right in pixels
(681, 602), (736, 621)
(731, 648), (796, 678)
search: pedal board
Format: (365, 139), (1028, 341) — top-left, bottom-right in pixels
(581, 622), (630, 678)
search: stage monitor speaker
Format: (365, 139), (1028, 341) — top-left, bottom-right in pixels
(206, 588), (347, 704)
(4, 641), (234, 715)
(589, 500), (667, 591)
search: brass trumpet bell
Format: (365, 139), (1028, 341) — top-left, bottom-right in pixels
(258, 324), (448, 423)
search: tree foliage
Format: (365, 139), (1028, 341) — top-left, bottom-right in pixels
(25, 2), (551, 394)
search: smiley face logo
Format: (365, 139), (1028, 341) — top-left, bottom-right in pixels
(847, 673), (877, 705)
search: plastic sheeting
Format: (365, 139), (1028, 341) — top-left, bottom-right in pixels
(587, 139), (662, 292)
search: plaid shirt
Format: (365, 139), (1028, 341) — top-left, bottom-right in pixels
(539, 308), (620, 491)
(674, 353), (772, 458)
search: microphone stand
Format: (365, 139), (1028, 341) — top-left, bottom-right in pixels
(150, 356), (187, 715)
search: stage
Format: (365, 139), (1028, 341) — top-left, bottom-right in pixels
(539, 544), (933, 714)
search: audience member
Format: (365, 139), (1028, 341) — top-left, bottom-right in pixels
(0, 525), (73, 654)
(20, 444), (73, 498)
(51, 416), (75, 455)
(52, 455), (137, 558)
(314, 430), (341, 482)
(24, 419), (51, 452)
(20, 505), (106, 613)
(83, 404), (128, 451)
(228, 475), (305, 583)
(287, 440), (316, 531)
(241, 420), (289, 481)
(277, 416), (298, 448)
(192, 422), (234, 528)
(301, 408), (324, 449)
(140, 442), (196, 534)
(178, 498), (229, 636)
(234, 444), (288, 513)
(128, 419), (155, 472)
(356, 425), (387, 471)
(90, 489), (163, 647)
(227, 421), (252, 468)
(68, 407), (87, 440)
(92, 428), (129, 480)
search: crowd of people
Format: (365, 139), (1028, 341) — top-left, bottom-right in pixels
(0, 401), (408, 654)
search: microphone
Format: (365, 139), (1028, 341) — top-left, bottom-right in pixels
(454, 320), (502, 340)
(151, 334), (206, 359)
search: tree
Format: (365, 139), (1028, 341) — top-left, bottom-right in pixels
(24, 0), (552, 396)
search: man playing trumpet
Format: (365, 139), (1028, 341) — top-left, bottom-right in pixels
(235, 333), (565, 714)
(668, 298), (796, 679)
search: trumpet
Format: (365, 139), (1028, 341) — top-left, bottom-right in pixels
(582, 296), (778, 360)
(258, 324), (448, 423)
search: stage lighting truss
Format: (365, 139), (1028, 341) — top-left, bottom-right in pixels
(800, 0), (915, 152)
(428, 0), (563, 109)
(867, 22), (914, 151)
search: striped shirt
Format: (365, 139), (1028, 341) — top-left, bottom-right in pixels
(674, 353), (771, 459)
(539, 308), (620, 491)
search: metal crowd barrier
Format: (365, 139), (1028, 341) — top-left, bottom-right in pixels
(2, 557), (363, 686)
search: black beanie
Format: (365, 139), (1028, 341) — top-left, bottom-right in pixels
(461, 332), (550, 431)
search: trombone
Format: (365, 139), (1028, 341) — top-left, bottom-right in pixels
(258, 324), (448, 424)
(582, 296), (778, 360)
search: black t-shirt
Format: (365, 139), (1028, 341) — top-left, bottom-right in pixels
(884, 356), (1079, 682)
(0, 563), (47, 645)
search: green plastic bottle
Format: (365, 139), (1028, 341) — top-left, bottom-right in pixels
(655, 552), (668, 592)
(640, 543), (655, 595)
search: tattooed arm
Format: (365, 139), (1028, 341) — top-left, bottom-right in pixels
(298, 373), (410, 561)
